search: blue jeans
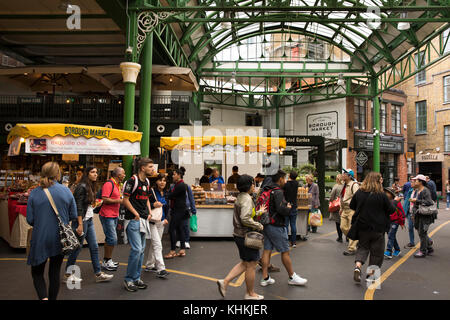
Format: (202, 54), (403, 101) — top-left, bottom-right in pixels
(125, 219), (146, 282)
(66, 218), (101, 274)
(285, 207), (297, 243)
(99, 216), (118, 246)
(406, 214), (415, 245)
(447, 194), (450, 209)
(263, 224), (290, 253)
(386, 222), (400, 252)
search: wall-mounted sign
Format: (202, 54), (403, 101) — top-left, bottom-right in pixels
(354, 133), (404, 154)
(356, 151), (369, 167)
(416, 153), (444, 162)
(307, 112), (338, 138)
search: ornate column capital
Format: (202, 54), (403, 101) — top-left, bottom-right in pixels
(120, 62), (141, 84)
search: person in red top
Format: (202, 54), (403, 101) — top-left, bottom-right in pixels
(99, 167), (125, 271)
(384, 187), (405, 259)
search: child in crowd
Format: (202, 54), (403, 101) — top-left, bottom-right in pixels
(384, 187), (405, 259)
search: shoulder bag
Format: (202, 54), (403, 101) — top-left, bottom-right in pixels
(244, 231), (264, 250)
(150, 188), (163, 223)
(417, 201), (438, 216)
(43, 188), (81, 256)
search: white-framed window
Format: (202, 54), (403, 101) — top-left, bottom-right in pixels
(354, 99), (367, 130)
(415, 101), (427, 134)
(371, 103), (387, 132)
(443, 29), (450, 54)
(391, 105), (401, 134)
(415, 51), (426, 85)
(444, 75), (450, 103)
(445, 126), (450, 152)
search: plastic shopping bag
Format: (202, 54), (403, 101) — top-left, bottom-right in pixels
(190, 214), (198, 232)
(308, 209), (323, 227)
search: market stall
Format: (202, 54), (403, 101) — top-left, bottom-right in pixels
(1, 123), (142, 248)
(160, 135), (287, 237)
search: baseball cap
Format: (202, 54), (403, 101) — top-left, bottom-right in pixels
(342, 168), (354, 178)
(412, 174), (427, 182)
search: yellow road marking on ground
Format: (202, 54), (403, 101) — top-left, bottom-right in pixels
(364, 220), (450, 300)
(0, 230), (338, 289)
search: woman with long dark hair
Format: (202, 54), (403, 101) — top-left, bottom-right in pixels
(27, 162), (77, 300)
(349, 172), (396, 284)
(64, 167), (113, 283)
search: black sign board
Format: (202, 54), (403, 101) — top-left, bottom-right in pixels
(281, 135), (325, 146)
(354, 133), (404, 154)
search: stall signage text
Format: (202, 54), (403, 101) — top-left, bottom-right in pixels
(64, 126), (111, 138)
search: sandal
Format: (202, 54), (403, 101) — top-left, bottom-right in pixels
(164, 251), (177, 259)
(176, 251), (186, 257)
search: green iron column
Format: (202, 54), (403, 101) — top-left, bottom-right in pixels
(121, 7), (140, 179)
(139, 33), (153, 158)
(371, 77), (381, 173)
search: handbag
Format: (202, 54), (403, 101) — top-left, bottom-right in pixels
(190, 214), (198, 232)
(43, 188), (81, 256)
(328, 197), (341, 213)
(417, 201), (438, 216)
(244, 231), (264, 250)
(308, 209), (323, 227)
(150, 188), (163, 223)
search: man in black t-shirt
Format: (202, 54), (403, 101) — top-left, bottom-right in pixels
(122, 158), (154, 292)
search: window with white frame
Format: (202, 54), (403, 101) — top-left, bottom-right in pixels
(415, 101), (427, 134)
(415, 51), (426, 84)
(391, 105), (401, 134)
(445, 126), (450, 152)
(443, 29), (450, 54)
(370, 103), (387, 132)
(444, 76), (450, 103)
(354, 99), (367, 130)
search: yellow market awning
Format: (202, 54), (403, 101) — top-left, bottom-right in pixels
(160, 136), (286, 153)
(7, 123), (142, 144)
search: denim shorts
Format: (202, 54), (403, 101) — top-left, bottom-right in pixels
(263, 224), (290, 253)
(99, 216), (118, 246)
(234, 236), (260, 262)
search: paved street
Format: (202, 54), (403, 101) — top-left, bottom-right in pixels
(1, 209), (449, 300)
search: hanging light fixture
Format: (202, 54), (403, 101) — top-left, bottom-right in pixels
(169, 75), (173, 83)
(397, 12), (410, 31)
(230, 71), (237, 84)
(337, 73), (345, 86)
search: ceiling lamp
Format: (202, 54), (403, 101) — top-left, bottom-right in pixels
(169, 75), (173, 83)
(230, 71), (236, 84)
(397, 12), (410, 31)
(337, 73), (345, 86)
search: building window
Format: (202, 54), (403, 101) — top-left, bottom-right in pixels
(354, 99), (367, 130)
(415, 101), (427, 134)
(445, 126), (450, 152)
(307, 41), (325, 60)
(415, 51), (426, 85)
(391, 105), (401, 134)
(370, 103), (387, 132)
(443, 29), (450, 54)
(444, 76), (450, 103)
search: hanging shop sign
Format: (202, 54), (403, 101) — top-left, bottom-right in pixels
(354, 133), (404, 154)
(25, 136), (140, 155)
(356, 151), (369, 167)
(416, 153), (444, 162)
(307, 112), (338, 138)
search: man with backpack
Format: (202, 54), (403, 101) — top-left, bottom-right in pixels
(258, 170), (308, 287)
(122, 158), (155, 292)
(98, 167), (125, 271)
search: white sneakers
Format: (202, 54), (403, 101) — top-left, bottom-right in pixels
(260, 276), (276, 287)
(260, 273), (308, 287)
(176, 241), (190, 249)
(63, 273), (83, 283)
(244, 293), (264, 300)
(288, 273), (308, 286)
(95, 272), (114, 283)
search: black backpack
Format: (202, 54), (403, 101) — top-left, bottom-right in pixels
(93, 180), (114, 214)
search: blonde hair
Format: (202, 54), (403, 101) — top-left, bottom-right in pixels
(336, 174), (343, 184)
(360, 172), (383, 193)
(305, 174), (314, 181)
(40, 162), (61, 188)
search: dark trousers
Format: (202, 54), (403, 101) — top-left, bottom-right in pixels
(415, 215), (433, 253)
(355, 230), (385, 268)
(335, 222), (343, 239)
(177, 217), (190, 243)
(169, 211), (188, 250)
(31, 254), (64, 300)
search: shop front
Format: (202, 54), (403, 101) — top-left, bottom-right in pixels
(0, 123), (142, 248)
(354, 132), (405, 186)
(416, 153), (444, 193)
